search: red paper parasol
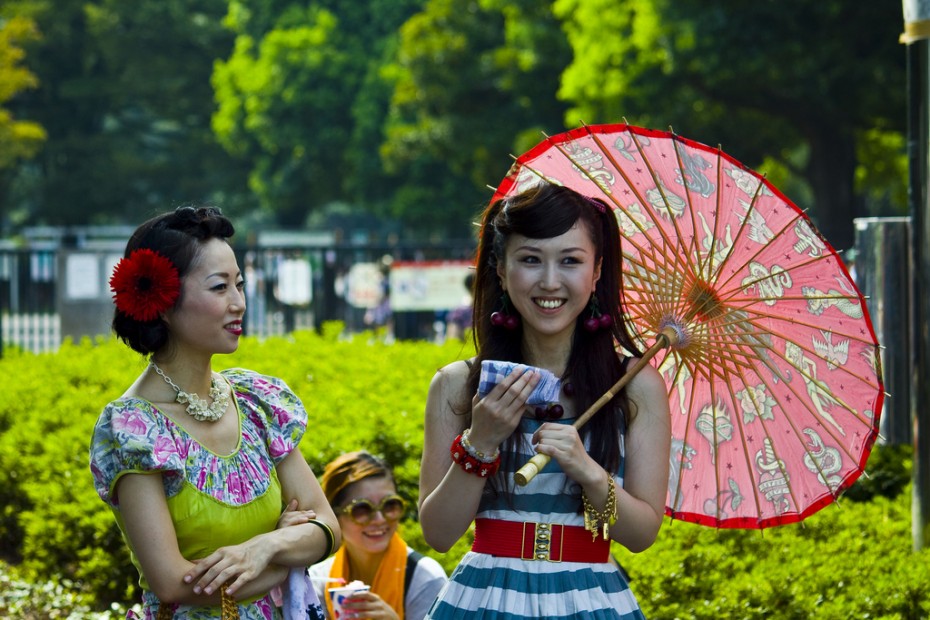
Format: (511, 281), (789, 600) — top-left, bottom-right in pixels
(496, 123), (884, 529)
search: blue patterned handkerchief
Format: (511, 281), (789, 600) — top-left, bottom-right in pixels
(478, 360), (561, 405)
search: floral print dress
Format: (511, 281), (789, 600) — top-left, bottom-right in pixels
(90, 369), (311, 620)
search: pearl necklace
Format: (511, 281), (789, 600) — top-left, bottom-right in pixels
(150, 362), (230, 422)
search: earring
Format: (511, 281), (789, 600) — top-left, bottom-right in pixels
(534, 403), (564, 421)
(583, 294), (613, 332)
(534, 381), (573, 420)
(490, 293), (520, 330)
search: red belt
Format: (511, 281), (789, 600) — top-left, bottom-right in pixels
(472, 518), (610, 563)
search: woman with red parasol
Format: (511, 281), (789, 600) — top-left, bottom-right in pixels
(418, 183), (671, 619)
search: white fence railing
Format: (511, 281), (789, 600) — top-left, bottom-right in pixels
(0, 312), (319, 356)
(1, 313), (61, 354)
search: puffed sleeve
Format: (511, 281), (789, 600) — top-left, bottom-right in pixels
(224, 369), (308, 464)
(89, 400), (185, 508)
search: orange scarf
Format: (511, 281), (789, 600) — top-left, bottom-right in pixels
(326, 532), (408, 620)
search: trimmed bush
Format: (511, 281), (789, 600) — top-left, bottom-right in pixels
(1, 327), (926, 618)
(0, 326), (473, 607)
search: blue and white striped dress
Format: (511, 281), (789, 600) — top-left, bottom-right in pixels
(425, 416), (645, 620)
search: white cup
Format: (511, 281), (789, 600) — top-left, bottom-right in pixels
(328, 584), (370, 619)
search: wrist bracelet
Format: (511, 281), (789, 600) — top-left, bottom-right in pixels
(581, 470), (617, 541)
(306, 518), (336, 564)
(461, 428), (500, 463)
(451, 434), (501, 477)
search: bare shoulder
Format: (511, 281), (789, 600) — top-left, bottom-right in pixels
(429, 359), (471, 393)
(624, 358), (670, 439)
(624, 358), (669, 410)
(426, 359), (471, 415)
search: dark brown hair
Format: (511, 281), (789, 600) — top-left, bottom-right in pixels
(112, 206), (234, 355)
(468, 182), (642, 479)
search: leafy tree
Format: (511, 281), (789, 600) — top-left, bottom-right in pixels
(382, 0), (573, 234)
(213, 0), (573, 236)
(554, 0), (906, 250)
(0, 15), (44, 170)
(2, 0), (249, 227)
(0, 13), (44, 230)
(212, 0), (424, 228)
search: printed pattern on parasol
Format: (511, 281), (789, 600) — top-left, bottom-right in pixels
(492, 123), (884, 529)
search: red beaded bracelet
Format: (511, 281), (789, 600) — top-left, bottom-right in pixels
(451, 434), (501, 477)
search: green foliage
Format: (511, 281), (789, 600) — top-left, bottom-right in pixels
(1, 0), (909, 249)
(553, 0), (906, 250)
(0, 559), (134, 618)
(3, 0), (250, 227)
(0, 14), (45, 170)
(0, 328), (473, 607)
(0, 332), (928, 616)
(212, 0), (426, 228)
(843, 442), (913, 503)
(855, 128), (909, 216)
(382, 0), (571, 233)
(616, 488), (930, 619)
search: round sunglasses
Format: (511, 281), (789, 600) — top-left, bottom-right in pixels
(336, 494), (407, 525)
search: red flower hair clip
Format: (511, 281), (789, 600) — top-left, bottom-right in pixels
(109, 249), (181, 321)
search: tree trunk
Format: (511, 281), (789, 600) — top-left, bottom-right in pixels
(804, 124), (861, 251)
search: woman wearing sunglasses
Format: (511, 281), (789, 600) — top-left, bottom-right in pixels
(309, 452), (447, 619)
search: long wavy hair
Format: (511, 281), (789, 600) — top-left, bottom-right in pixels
(466, 182), (642, 483)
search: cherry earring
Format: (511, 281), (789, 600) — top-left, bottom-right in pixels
(583, 295), (613, 332)
(490, 293), (520, 330)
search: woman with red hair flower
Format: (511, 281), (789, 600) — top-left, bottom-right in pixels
(90, 206), (339, 619)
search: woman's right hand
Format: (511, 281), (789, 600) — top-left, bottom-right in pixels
(184, 537), (278, 597)
(338, 589), (399, 620)
(466, 365), (540, 452)
(419, 361), (540, 552)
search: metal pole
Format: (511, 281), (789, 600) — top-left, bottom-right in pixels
(854, 217), (912, 446)
(902, 0), (930, 551)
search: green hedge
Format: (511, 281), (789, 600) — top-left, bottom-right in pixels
(0, 326), (474, 608)
(1, 327), (927, 618)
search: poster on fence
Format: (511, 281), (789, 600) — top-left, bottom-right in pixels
(275, 257), (312, 306)
(389, 260), (473, 311)
(346, 262), (385, 309)
(65, 253), (100, 299)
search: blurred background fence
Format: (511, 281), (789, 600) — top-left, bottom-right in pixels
(0, 236), (476, 356)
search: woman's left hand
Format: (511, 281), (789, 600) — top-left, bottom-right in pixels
(338, 590), (400, 620)
(531, 423), (600, 487)
(277, 498), (317, 529)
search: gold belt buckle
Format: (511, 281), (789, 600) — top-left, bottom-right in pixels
(522, 522), (563, 562)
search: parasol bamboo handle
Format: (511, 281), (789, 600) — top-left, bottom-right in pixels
(513, 326), (680, 486)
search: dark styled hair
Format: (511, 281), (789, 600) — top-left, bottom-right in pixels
(468, 182), (642, 479)
(112, 205), (235, 355)
(320, 451), (396, 508)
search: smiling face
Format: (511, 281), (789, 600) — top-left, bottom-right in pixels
(163, 237), (245, 357)
(336, 476), (401, 559)
(498, 220), (602, 342)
